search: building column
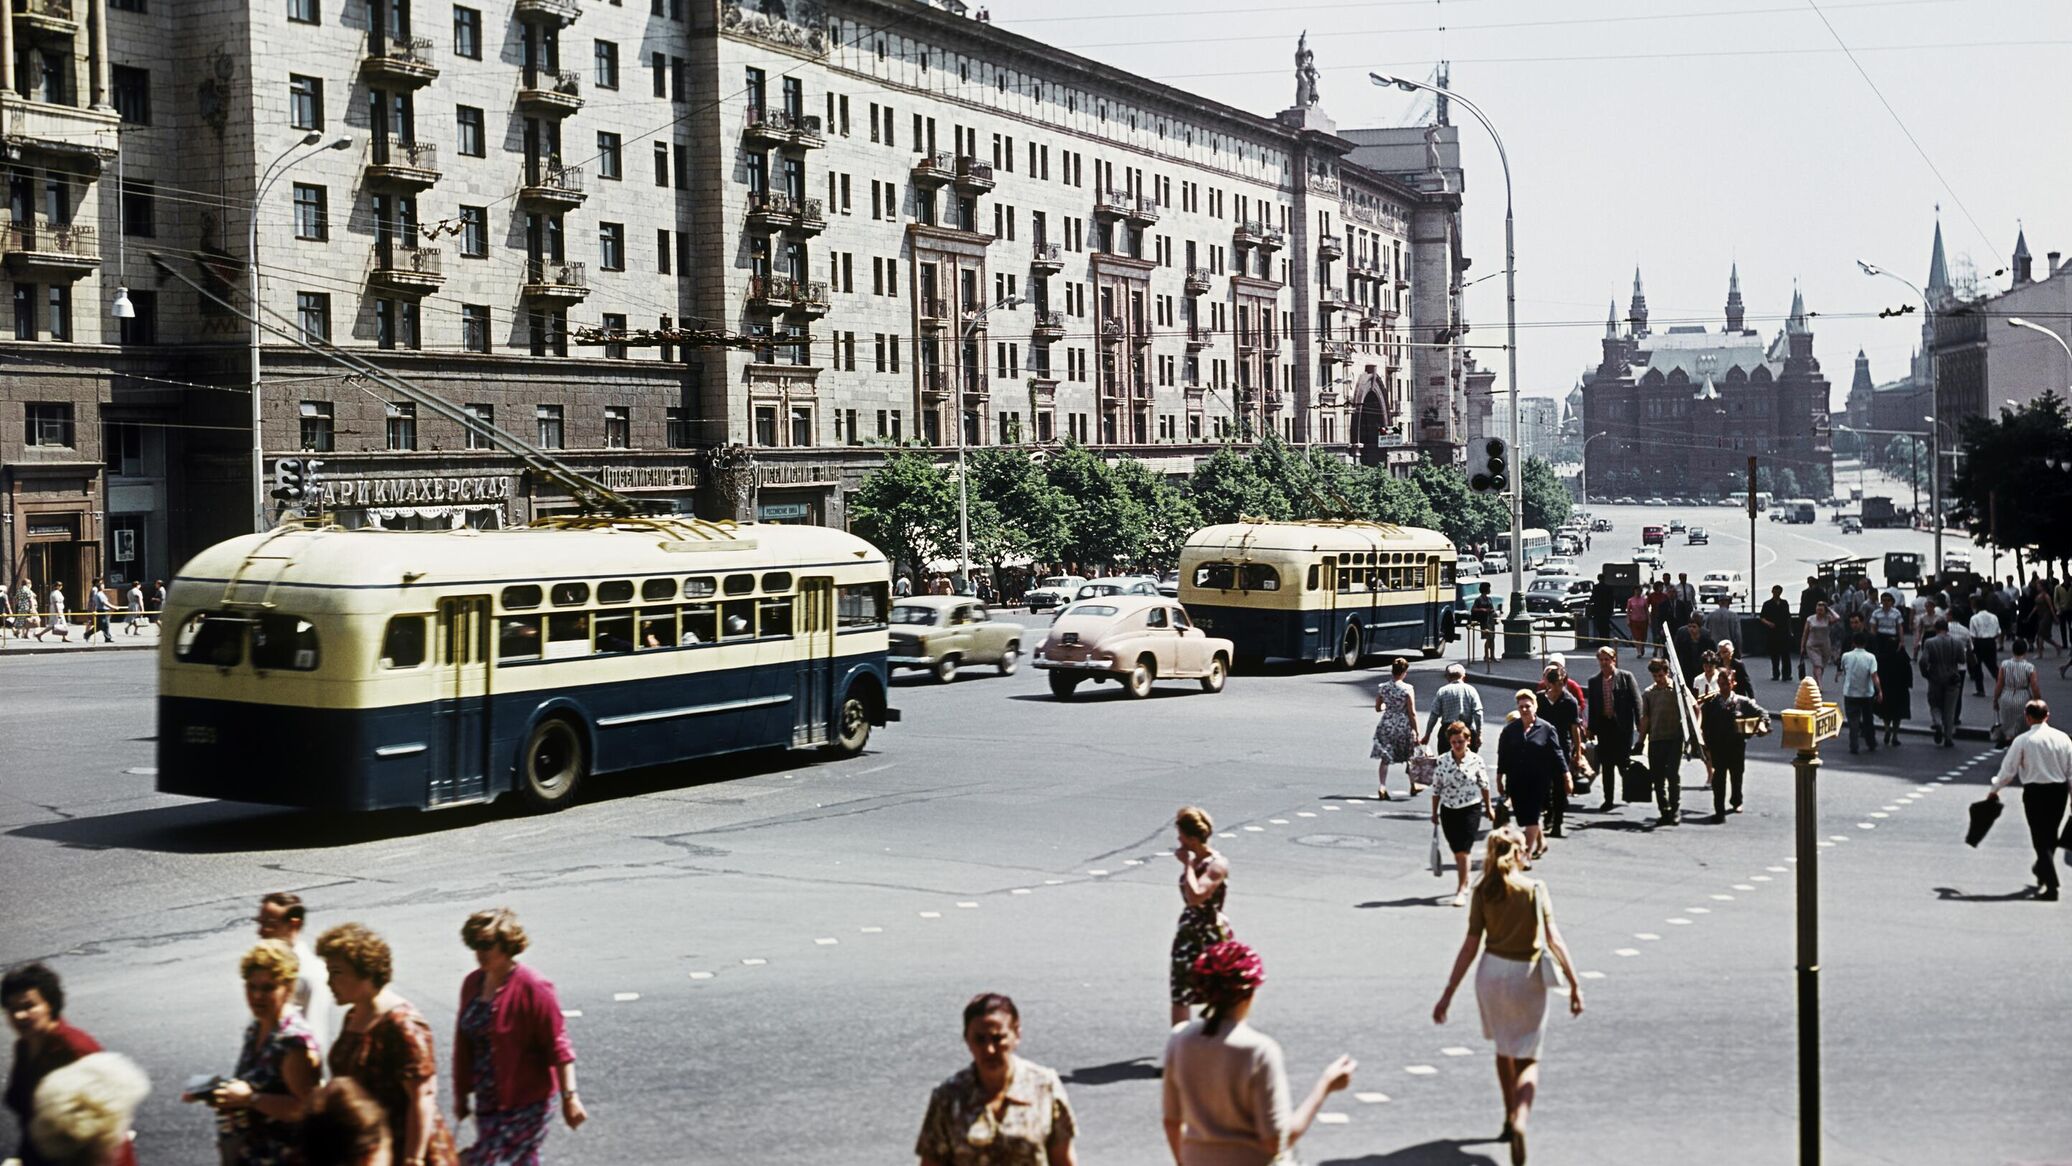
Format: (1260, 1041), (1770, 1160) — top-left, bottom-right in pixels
(87, 0), (111, 110)
(1, 9), (16, 98)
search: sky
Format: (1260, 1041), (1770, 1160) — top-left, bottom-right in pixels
(983, 0), (2071, 410)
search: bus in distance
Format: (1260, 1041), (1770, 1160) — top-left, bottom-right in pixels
(1496, 527), (1553, 569)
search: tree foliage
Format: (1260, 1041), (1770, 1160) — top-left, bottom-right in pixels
(1949, 390), (2072, 561)
(1519, 456), (1573, 532)
(1110, 457), (1202, 570)
(1411, 457), (1507, 547)
(1045, 442), (1148, 568)
(848, 452), (957, 581)
(964, 447), (1070, 569)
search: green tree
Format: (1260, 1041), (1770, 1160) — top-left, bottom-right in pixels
(1773, 467), (1801, 500)
(1188, 444), (1288, 526)
(1883, 435), (1930, 492)
(1357, 463), (1443, 529)
(964, 447), (1070, 571)
(1045, 441), (1148, 570)
(1110, 457), (1203, 570)
(1803, 464), (1833, 500)
(1950, 391), (2072, 564)
(1519, 456), (1573, 532)
(849, 452), (957, 583)
(1409, 457), (1507, 548)
(1245, 433), (1321, 516)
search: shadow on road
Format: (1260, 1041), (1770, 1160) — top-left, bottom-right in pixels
(1061, 1057), (1161, 1086)
(1355, 896), (1447, 909)
(1575, 819), (1657, 833)
(1315, 1137), (1504, 1165)
(1932, 885), (2041, 902)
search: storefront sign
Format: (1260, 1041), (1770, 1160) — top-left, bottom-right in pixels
(757, 502), (811, 521)
(761, 461), (839, 485)
(595, 465), (694, 491)
(319, 475), (513, 508)
(27, 523), (74, 538)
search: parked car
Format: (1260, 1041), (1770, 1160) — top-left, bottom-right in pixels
(1024, 575), (1087, 612)
(887, 598), (1026, 683)
(1645, 496), (1667, 506)
(1034, 595), (1232, 699)
(1524, 575), (1593, 628)
(1686, 526), (1710, 545)
(1073, 576), (1161, 603)
(1613, 496), (1637, 506)
(1697, 570), (1746, 605)
(1480, 553), (1510, 575)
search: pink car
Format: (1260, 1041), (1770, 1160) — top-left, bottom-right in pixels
(1034, 595), (1234, 700)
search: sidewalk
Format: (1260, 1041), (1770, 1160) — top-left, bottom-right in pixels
(0, 621), (161, 654)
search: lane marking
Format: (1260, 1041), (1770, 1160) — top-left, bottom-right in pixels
(1269, 818), (1290, 824)
(1124, 860), (1143, 867)
(1324, 806), (1342, 812)
(919, 912), (942, 919)
(613, 992), (640, 1002)
(1667, 918), (1692, 925)
(1686, 907), (1711, 914)
(1404, 1065), (1438, 1075)
(1870, 812), (1890, 819)
(1829, 835), (1850, 842)
(1767, 866), (1789, 872)
(1615, 948), (1641, 957)
(741, 958), (767, 966)
(1044, 880), (1064, 886)
(956, 901), (980, 909)
(1243, 825), (1266, 832)
(1440, 1047), (1473, 1057)
(688, 972), (714, 981)
(1732, 884), (1756, 891)
(860, 927), (883, 934)
(1088, 870), (1110, 876)
(1354, 1092), (1391, 1104)
(1817, 841), (1836, 848)
(1635, 932), (1662, 941)
(814, 938), (838, 946)
(561, 1009), (583, 1017)
(1011, 888), (1033, 895)
(1297, 811), (1318, 817)
(1580, 970), (1607, 980)
(1219, 831), (1239, 837)
(1856, 823), (1876, 830)
(1710, 894), (1735, 901)
(1751, 876), (1773, 882)
(1315, 1112), (1350, 1125)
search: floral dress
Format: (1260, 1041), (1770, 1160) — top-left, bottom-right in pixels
(1169, 855), (1230, 1006)
(220, 1009), (320, 1166)
(330, 1002), (460, 1166)
(915, 1059), (1076, 1166)
(459, 994), (553, 1166)
(1370, 679), (1416, 763)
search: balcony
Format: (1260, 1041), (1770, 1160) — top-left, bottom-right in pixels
(1099, 316), (1123, 344)
(1032, 310), (1067, 341)
(2, 98), (117, 169)
(1092, 188), (1131, 221)
(741, 105), (825, 150)
(1235, 331), (1260, 354)
(1184, 268), (1213, 296)
(1131, 321), (1151, 348)
(744, 190), (824, 236)
(746, 275), (801, 312)
(368, 244), (444, 293)
(1128, 195), (1160, 227)
(517, 163), (585, 208)
(513, 0), (581, 24)
(13, 0), (77, 38)
(2, 213), (97, 278)
(961, 372), (989, 400)
(1186, 324), (1214, 350)
(516, 70), (583, 116)
(1317, 287), (1344, 314)
(1132, 382), (1155, 402)
(520, 259), (587, 302)
(911, 151), (954, 187)
(366, 140), (440, 190)
(1030, 242), (1064, 275)
(952, 155), (994, 193)
(1321, 339), (1353, 364)
(1233, 220), (1268, 250)
(921, 368), (950, 400)
(917, 297), (948, 330)
(788, 281), (831, 319)
(363, 35), (439, 87)
(1317, 235), (1344, 261)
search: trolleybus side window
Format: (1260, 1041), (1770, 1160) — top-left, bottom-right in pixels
(723, 573), (755, 596)
(681, 602), (718, 644)
(759, 597), (794, 638)
(598, 580), (635, 604)
(720, 600), (755, 639)
(252, 614), (321, 672)
(639, 609), (677, 648)
(498, 616), (542, 660)
(1307, 564), (1320, 591)
(545, 611), (589, 658)
(501, 585), (543, 609)
(836, 582), (888, 628)
(594, 612), (635, 653)
(685, 577), (718, 599)
(1193, 562), (1237, 590)
(1240, 564), (1279, 591)
(761, 571), (793, 592)
(642, 578), (678, 602)
(175, 611), (248, 667)
(551, 582), (590, 606)
(381, 616), (428, 669)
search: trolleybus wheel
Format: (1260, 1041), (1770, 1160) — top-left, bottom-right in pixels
(827, 691), (873, 756)
(1338, 623), (1364, 669)
(519, 718), (586, 813)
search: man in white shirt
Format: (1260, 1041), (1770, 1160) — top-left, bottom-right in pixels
(1986, 699), (2072, 900)
(1968, 605), (2002, 696)
(257, 892), (332, 1050)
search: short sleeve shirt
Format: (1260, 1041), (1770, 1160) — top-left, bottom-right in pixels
(916, 1060), (1076, 1166)
(1839, 648), (1880, 699)
(1431, 751), (1490, 809)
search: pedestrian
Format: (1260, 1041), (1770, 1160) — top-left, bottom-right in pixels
(1759, 585), (1793, 680)
(453, 909), (585, 1165)
(1673, 573), (1697, 620)
(317, 923), (461, 1166)
(1869, 592), (1906, 656)
(1587, 583), (1615, 648)
(1801, 600), (1837, 686)
(4, 962), (135, 1166)
(1716, 641), (1755, 699)
(186, 940), (323, 1165)
(149, 581), (166, 627)
(1838, 632), (1883, 755)
(1624, 587), (1649, 649)
(1472, 583), (1498, 660)
(1692, 651), (1721, 701)
(258, 891), (330, 1048)
(1702, 593), (1739, 656)
(85, 580), (113, 644)
(1671, 614), (1708, 683)
(1496, 689), (1570, 860)
(41, 583), (69, 643)
(300, 1079), (391, 1166)
(18, 578), (40, 639)
(1421, 663), (1485, 754)
(2030, 582), (2059, 657)
(2057, 578), (2072, 650)
(1993, 638), (2042, 749)
(1875, 630), (1912, 747)
(1639, 658), (1686, 824)
(1969, 599), (2003, 697)
(24, 1053), (148, 1166)
(917, 993), (1076, 1166)
(1983, 699), (2072, 901)
(1697, 670), (1767, 821)
(1584, 646), (1641, 814)
(1647, 581), (1675, 655)
(1169, 807), (1231, 1028)
(122, 583), (143, 635)
(1918, 619), (1966, 747)
(1533, 666), (1581, 839)
(1162, 941), (1355, 1166)
(1370, 657), (1419, 799)
(1796, 575), (1826, 627)
(1430, 720), (1495, 906)
(1430, 826), (1585, 1166)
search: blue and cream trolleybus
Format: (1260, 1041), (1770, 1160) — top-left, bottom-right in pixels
(157, 516), (896, 813)
(1177, 520), (1458, 667)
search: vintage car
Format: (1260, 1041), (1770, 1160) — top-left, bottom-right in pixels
(1632, 545), (1665, 569)
(1698, 570), (1747, 605)
(886, 597), (1025, 683)
(1072, 576), (1161, 602)
(1034, 595), (1233, 699)
(1024, 575), (1088, 612)
(1523, 574), (1593, 628)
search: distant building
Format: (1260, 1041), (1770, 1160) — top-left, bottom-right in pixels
(1517, 395), (1558, 461)
(1935, 223), (2072, 422)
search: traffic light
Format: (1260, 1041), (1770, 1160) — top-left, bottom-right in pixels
(271, 458), (323, 506)
(1470, 438), (1507, 493)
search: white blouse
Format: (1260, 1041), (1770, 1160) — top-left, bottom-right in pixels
(1430, 751), (1490, 809)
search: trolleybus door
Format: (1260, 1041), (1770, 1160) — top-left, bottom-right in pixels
(792, 578), (834, 747)
(1424, 556), (1445, 649)
(431, 595), (492, 805)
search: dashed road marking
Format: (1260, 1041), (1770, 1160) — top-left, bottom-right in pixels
(956, 901), (980, 909)
(612, 991), (639, 1001)
(1324, 806), (1342, 811)
(1817, 841), (1836, 847)
(1124, 860), (1143, 867)
(1243, 825), (1266, 832)
(1580, 970), (1606, 980)
(1219, 831), (1238, 837)
(1829, 835), (1850, 842)
(814, 938), (838, 946)
(1870, 812), (1890, 819)
(1315, 1112), (1350, 1125)
(1354, 1092), (1392, 1104)
(1269, 818), (1290, 824)
(1297, 811), (1318, 817)
(688, 972), (714, 981)
(741, 958), (767, 966)
(1404, 1065), (1439, 1075)
(1767, 866), (1789, 873)
(1731, 884), (1756, 891)
(1686, 907), (1711, 914)
(1856, 822), (1876, 830)
(1635, 932), (1662, 941)
(1751, 876), (1773, 882)
(1044, 880), (1064, 886)
(860, 927), (884, 934)
(1440, 1046), (1473, 1057)
(561, 1009), (583, 1017)
(1011, 888), (1033, 895)
(1615, 948), (1641, 957)
(919, 912), (942, 919)
(1667, 918), (1692, 925)
(1710, 894), (1735, 901)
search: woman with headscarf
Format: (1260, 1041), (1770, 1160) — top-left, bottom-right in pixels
(1162, 941), (1355, 1166)
(452, 909), (584, 1166)
(1168, 807), (1231, 1028)
(1875, 629), (1912, 747)
(914, 993), (1076, 1166)
(1432, 827), (1584, 1166)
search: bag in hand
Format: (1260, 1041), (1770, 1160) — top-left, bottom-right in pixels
(1429, 823), (1446, 877)
(1408, 750), (1440, 788)
(1966, 796), (2003, 848)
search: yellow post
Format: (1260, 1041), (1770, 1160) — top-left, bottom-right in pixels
(1779, 677), (1840, 1165)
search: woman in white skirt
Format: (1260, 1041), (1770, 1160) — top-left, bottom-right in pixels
(1432, 826), (1583, 1165)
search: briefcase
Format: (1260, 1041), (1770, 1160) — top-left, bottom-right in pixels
(1622, 758), (1653, 803)
(1966, 797), (2003, 849)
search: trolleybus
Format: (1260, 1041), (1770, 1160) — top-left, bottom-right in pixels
(157, 517), (895, 813)
(1177, 520), (1458, 667)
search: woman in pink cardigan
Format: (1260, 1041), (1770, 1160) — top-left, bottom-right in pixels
(452, 909), (586, 1166)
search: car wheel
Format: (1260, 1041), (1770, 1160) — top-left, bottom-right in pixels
(1048, 671), (1079, 700)
(518, 717), (586, 813)
(825, 691), (873, 756)
(1338, 623), (1363, 669)
(1125, 658), (1156, 699)
(1200, 654), (1227, 693)
(998, 642), (1020, 675)
(932, 654), (959, 684)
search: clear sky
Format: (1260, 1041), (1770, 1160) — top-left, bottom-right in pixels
(984, 0), (2070, 409)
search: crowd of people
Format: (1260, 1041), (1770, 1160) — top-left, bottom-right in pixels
(2, 580), (164, 644)
(5, 897), (582, 1166)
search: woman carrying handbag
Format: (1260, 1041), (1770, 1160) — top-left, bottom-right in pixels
(1429, 722), (1495, 906)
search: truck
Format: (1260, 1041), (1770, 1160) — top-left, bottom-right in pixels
(1861, 496), (1903, 529)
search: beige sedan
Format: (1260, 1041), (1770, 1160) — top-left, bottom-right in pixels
(887, 597), (1025, 683)
(1034, 595), (1233, 699)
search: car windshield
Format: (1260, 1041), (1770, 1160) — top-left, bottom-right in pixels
(1038, 577), (1073, 588)
(1528, 579), (1569, 592)
(1704, 573), (1732, 583)
(889, 605), (939, 626)
(1064, 603), (1118, 618)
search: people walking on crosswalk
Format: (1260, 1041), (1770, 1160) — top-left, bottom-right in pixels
(1985, 699), (2072, 901)
(1639, 659), (1685, 824)
(1169, 807), (1232, 1028)
(1696, 670), (1768, 821)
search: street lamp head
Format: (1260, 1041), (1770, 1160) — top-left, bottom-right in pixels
(327, 137), (355, 150)
(2009, 317), (2030, 328)
(1855, 260), (1882, 277)
(1368, 72), (1417, 92)
(109, 287), (134, 319)
(298, 130), (322, 146)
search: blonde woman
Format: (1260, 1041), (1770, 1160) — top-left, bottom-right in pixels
(187, 940), (323, 1164)
(1169, 807), (1231, 1027)
(1432, 827), (1584, 1165)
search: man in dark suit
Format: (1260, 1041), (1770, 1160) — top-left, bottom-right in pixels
(1672, 614), (1710, 683)
(1585, 644), (1642, 813)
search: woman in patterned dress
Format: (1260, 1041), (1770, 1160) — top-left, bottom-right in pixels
(453, 909), (585, 1166)
(915, 993), (1077, 1166)
(1169, 806), (1231, 1027)
(189, 940), (322, 1165)
(318, 923), (460, 1166)
(1372, 657), (1420, 800)
(1430, 721), (1496, 907)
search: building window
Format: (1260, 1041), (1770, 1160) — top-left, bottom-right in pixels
(536, 404), (564, 449)
(288, 0), (319, 24)
(375, 299), (420, 350)
(463, 402), (492, 449)
(12, 285), (32, 340)
(666, 407), (691, 448)
(458, 205), (487, 257)
(385, 402), (417, 451)
(120, 181), (154, 237)
(118, 289), (158, 345)
(46, 286), (70, 342)
(111, 66), (150, 124)
(455, 106), (484, 156)
(652, 141), (668, 186)
(453, 5), (480, 58)
(604, 405), (630, 447)
(598, 222), (624, 270)
(596, 132), (622, 180)
(593, 40), (618, 89)
(461, 304), (490, 352)
(288, 75), (323, 129)
(297, 292), (331, 342)
(299, 401), (334, 451)
(527, 310), (567, 356)
(601, 311), (627, 359)
(790, 406), (813, 447)
(291, 183), (327, 239)
(753, 406), (778, 447)
(25, 402), (74, 447)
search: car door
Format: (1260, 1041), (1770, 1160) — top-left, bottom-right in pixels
(1141, 604), (1181, 676)
(1170, 605), (1207, 674)
(949, 603), (979, 660)
(967, 603), (1001, 663)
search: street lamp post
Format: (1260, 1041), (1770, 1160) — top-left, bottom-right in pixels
(1579, 430), (1610, 521)
(1857, 260), (1940, 578)
(955, 296), (1020, 589)
(1374, 72), (1529, 658)
(2008, 316), (2072, 392)
(250, 132), (354, 532)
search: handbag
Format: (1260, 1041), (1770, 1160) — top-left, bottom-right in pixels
(1531, 884), (1565, 988)
(1429, 822), (1445, 877)
(1408, 747), (1440, 789)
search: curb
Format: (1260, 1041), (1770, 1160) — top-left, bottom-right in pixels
(0, 640), (159, 656)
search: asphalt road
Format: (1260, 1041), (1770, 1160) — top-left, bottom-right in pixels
(4, 519), (2070, 1165)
